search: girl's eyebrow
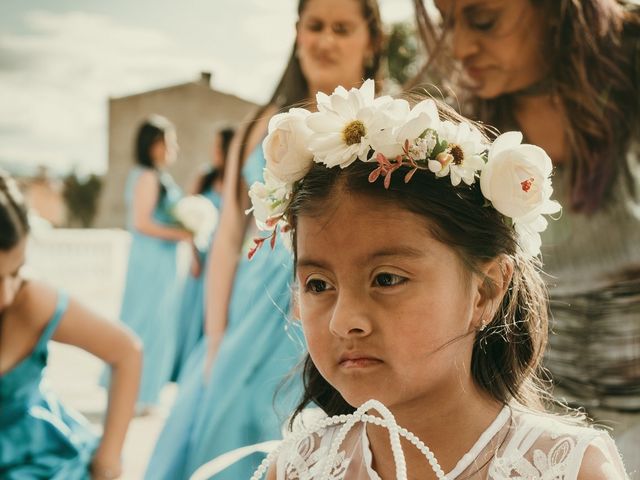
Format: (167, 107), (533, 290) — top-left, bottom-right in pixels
(369, 246), (425, 260)
(297, 246), (426, 270)
(297, 257), (331, 270)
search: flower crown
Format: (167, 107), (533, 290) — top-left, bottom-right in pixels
(248, 79), (561, 259)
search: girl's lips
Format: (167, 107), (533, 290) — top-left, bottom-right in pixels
(339, 357), (383, 369)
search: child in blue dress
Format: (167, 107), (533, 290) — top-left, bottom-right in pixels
(0, 170), (142, 479)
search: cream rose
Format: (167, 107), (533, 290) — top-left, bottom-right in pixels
(263, 108), (314, 184)
(247, 169), (289, 231)
(481, 132), (560, 220)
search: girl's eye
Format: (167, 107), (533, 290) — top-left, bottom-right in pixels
(305, 278), (330, 293)
(468, 12), (497, 31)
(471, 19), (495, 31)
(332, 23), (350, 35)
(373, 273), (406, 288)
(305, 21), (323, 32)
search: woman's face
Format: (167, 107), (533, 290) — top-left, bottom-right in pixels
(297, 0), (374, 95)
(151, 130), (178, 168)
(295, 191), (487, 411)
(435, 0), (548, 99)
(0, 238), (26, 314)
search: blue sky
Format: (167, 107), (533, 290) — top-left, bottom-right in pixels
(0, 0), (414, 176)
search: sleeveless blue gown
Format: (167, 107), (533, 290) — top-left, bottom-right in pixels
(0, 292), (99, 479)
(173, 187), (222, 381)
(145, 145), (303, 480)
(105, 166), (185, 406)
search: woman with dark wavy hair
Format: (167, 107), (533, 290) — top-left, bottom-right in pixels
(412, 0), (640, 471)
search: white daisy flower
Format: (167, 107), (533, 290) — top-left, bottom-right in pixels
(427, 120), (486, 186)
(306, 79), (409, 168)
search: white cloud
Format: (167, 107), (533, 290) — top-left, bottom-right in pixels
(0, 1), (415, 175)
(0, 10), (216, 175)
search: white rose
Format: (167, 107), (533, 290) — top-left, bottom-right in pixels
(247, 169), (290, 231)
(481, 132), (560, 220)
(263, 108), (314, 183)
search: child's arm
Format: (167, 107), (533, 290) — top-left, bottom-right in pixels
(132, 169), (192, 242)
(39, 284), (142, 479)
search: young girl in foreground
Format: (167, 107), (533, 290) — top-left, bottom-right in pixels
(0, 171), (142, 479)
(247, 81), (630, 478)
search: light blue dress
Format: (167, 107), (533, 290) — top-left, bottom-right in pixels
(172, 187), (222, 381)
(0, 291), (99, 479)
(145, 145), (304, 480)
(106, 166), (185, 406)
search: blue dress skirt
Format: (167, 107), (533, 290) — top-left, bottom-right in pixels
(0, 292), (99, 479)
(173, 188), (222, 382)
(104, 167), (185, 406)
(145, 145), (304, 480)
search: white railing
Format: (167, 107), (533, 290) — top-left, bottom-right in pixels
(26, 228), (131, 320)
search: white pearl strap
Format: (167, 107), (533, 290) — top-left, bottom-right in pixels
(250, 399), (447, 480)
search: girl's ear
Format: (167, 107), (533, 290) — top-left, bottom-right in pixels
(473, 255), (514, 329)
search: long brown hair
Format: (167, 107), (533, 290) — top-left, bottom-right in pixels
(284, 104), (551, 420)
(237, 0), (385, 167)
(412, 0), (640, 213)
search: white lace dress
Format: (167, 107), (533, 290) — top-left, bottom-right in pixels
(275, 406), (630, 479)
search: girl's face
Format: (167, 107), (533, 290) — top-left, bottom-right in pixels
(295, 192), (487, 410)
(0, 238), (26, 314)
(297, 0), (374, 95)
(151, 130), (178, 168)
(435, 0), (547, 99)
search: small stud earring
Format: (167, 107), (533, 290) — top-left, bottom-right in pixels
(478, 322), (487, 332)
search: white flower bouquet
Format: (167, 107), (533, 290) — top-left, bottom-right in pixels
(173, 195), (219, 249)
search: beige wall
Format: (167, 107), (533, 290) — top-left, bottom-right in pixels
(95, 76), (257, 228)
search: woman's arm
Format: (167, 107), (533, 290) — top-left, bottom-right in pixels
(38, 284), (142, 479)
(132, 169), (192, 242)
(203, 106), (277, 369)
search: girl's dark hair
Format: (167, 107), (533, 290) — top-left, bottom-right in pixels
(135, 115), (174, 169)
(285, 111), (550, 420)
(412, 0), (640, 214)
(0, 170), (30, 250)
(237, 0), (385, 172)
(196, 127), (235, 195)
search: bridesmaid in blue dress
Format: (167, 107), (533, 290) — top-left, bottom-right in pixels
(105, 116), (193, 410)
(173, 127), (234, 381)
(0, 171), (141, 479)
(145, 1), (386, 478)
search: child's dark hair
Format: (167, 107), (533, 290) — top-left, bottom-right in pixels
(196, 127), (235, 195)
(285, 118), (551, 421)
(0, 170), (30, 251)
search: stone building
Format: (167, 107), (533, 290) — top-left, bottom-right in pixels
(95, 72), (257, 228)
